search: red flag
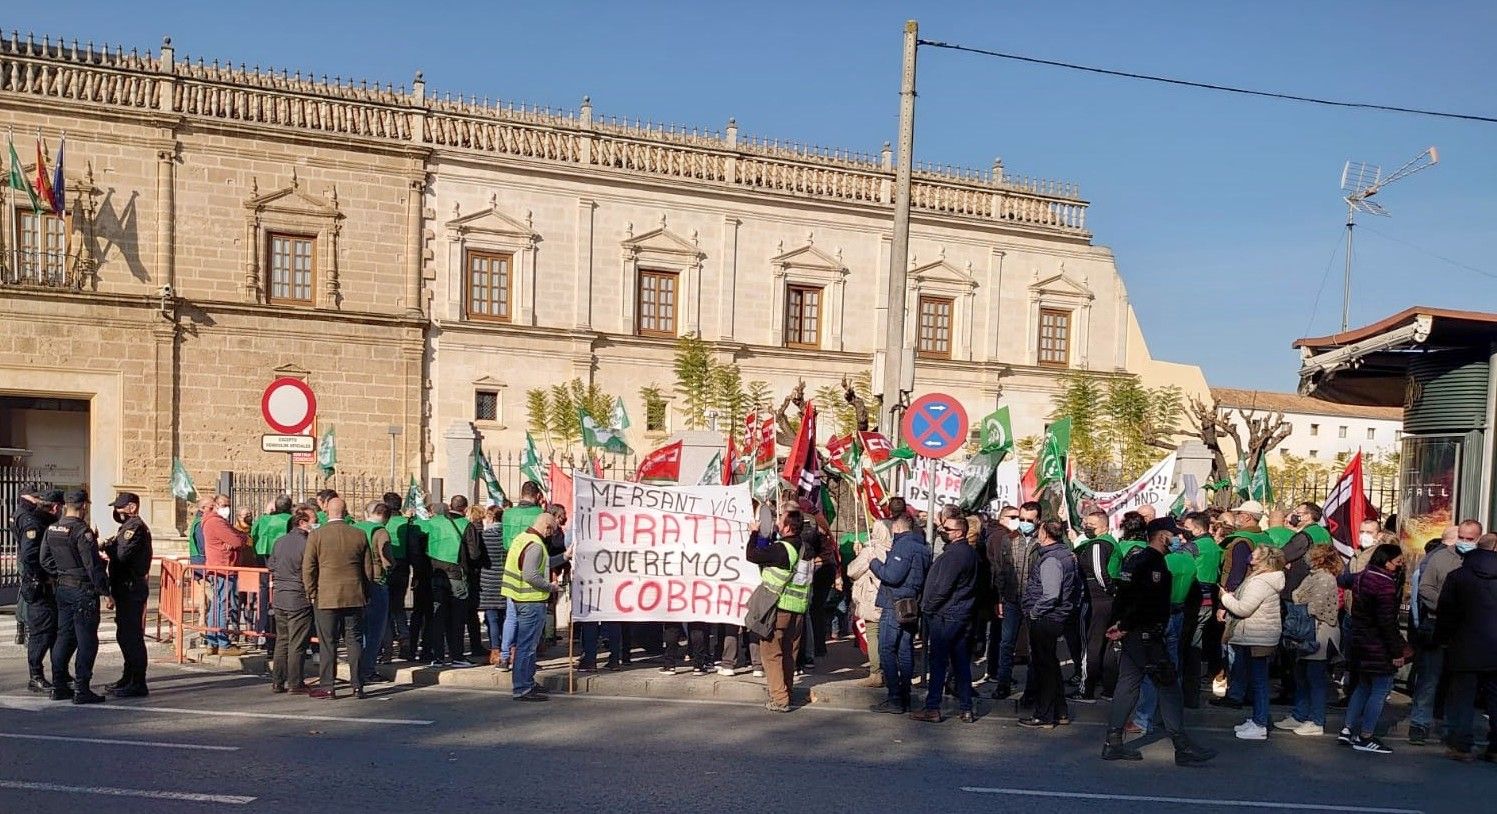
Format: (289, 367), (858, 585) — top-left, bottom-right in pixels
(780, 402), (816, 487)
(1020, 455), (1039, 504)
(858, 431), (894, 464)
(34, 138), (56, 214)
(547, 462), (574, 524)
(635, 441), (684, 483)
(722, 433), (736, 486)
(1325, 452), (1376, 559)
(590, 454), (605, 479)
(746, 412), (775, 467)
(826, 434), (855, 473)
(859, 464), (890, 520)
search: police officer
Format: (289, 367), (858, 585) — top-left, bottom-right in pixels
(104, 492), (153, 697)
(1101, 517), (1214, 765)
(14, 486), (64, 693)
(40, 490), (109, 704)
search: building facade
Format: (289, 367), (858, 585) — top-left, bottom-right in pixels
(1211, 387), (1403, 463)
(0, 33), (1206, 534)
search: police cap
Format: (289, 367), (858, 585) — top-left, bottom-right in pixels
(64, 489), (90, 507)
(42, 489), (66, 505)
(110, 492), (142, 509)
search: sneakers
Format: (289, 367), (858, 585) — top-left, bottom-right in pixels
(449, 659), (477, 668)
(658, 666), (678, 676)
(1174, 739), (1218, 766)
(72, 688), (106, 705)
(1274, 716), (1305, 731)
(1337, 727), (1355, 746)
(690, 666), (711, 677)
(497, 659), (511, 672)
(751, 669), (765, 678)
(990, 684), (1014, 701)
(1407, 724), (1429, 745)
(1292, 721), (1324, 737)
(1352, 736), (1393, 754)
(716, 666), (737, 677)
(1235, 721), (1268, 741)
(765, 701), (791, 713)
(857, 672), (885, 688)
(1016, 717), (1056, 730)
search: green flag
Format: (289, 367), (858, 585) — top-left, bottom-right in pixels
(521, 432), (547, 487)
(957, 447), (1006, 512)
(1037, 418), (1071, 489)
(979, 406), (1013, 454)
(698, 452), (723, 486)
(403, 476), (431, 520)
(579, 408), (633, 455)
(471, 446), (506, 505)
(316, 425), (337, 478)
(1249, 452), (1273, 504)
(7, 136), (41, 212)
(1234, 457), (1250, 500)
(609, 396), (631, 432)
(1168, 491), (1186, 518)
(819, 483), (837, 526)
(170, 458), (198, 502)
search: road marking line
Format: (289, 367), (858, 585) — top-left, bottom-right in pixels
(0, 779), (255, 804)
(0, 732), (239, 751)
(958, 787), (1422, 814)
(71, 703), (433, 726)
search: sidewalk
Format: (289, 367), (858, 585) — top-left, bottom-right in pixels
(181, 632), (1414, 732)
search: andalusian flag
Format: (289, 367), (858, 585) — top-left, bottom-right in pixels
(1037, 418), (1071, 491)
(580, 408), (633, 455)
(979, 406), (1013, 454)
(1248, 452), (1274, 504)
(470, 445), (506, 505)
(316, 426), (337, 478)
(698, 452), (723, 486)
(403, 476), (432, 520)
(7, 135), (41, 212)
(609, 396), (631, 432)
(170, 458), (198, 502)
(521, 432), (547, 488)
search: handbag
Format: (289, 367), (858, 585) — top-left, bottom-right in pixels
(893, 597), (920, 627)
(744, 582), (780, 639)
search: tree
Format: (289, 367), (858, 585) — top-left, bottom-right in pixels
(1050, 373), (1109, 481)
(709, 361), (749, 439)
(1051, 373), (1185, 489)
(746, 380), (773, 411)
(672, 334), (717, 431)
(524, 378), (618, 452)
(525, 388), (553, 442)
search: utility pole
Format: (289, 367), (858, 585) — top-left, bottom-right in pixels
(879, 19), (918, 440)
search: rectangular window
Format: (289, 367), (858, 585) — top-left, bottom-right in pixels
(1366, 427), (1375, 441)
(1308, 450), (1319, 458)
(464, 249), (512, 322)
(1309, 423), (1319, 436)
(917, 295), (953, 359)
(785, 285), (822, 349)
(645, 397), (668, 433)
(474, 390), (499, 423)
(14, 210), (67, 283)
(1338, 425), (1348, 439)
(637, 270), (678, 337)
(267, 232), (315, 304)
(1037, 307), (1071, 368)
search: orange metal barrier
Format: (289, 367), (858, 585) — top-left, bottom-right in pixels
(155, 558), (274, 664)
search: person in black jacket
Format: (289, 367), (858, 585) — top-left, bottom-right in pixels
(1020, 520), (1080, 728)
(1434, 532), (1497, 762)
(14, 486), (62, 693)
(1102, 517), (1215, 765)
(1075, 510), (1117, 701)
(103, 492), (153, 697)
(911, 513), (980, 723)
(40, 490), (109, 704)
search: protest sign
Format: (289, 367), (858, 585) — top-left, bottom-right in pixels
(570, 474), (758, 625)
(992, 458), (1022, 510)
(902, 458), (964, 513)
(1087, 453), (1178, 532)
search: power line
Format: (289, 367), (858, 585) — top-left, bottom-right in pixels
(1304, 228), (1347, 339)
(1358, 225), (1497, 280)
(917, 39), (1497, 125)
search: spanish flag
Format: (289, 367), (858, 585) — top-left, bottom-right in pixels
(34, 137), (56, 214)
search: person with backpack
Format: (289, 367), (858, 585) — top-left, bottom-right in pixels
(1219, 545), (1285, 740)
(1275, 544), (1342, 736)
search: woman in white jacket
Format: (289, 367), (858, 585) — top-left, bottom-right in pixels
(846, 518), (892, 688)
(1220, 545), (1286, 741)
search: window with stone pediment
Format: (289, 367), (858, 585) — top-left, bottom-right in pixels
(785, 285), (823, 349)
(771, 237), (846, 351)
(917, 295), (954, 359)
(446, 197), (538, 326)
(904, 252), (978, 362)
(1037, 307), (1071, 368)
(464, 249), (513, 322)
(243, 173), (343, 309)
(637, 269), (679, 338)
(3, 162), (100, 290)
(619, 217), (704, 339)
(1026, 267), (1094, 370)
(267, 232), (316, 304)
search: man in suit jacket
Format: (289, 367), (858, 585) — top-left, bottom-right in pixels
(303, 497), (374, 699)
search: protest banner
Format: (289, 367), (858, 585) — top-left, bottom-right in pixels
(1085, 453), (1178, 532)
(992, 457), (1022, 510)
(570, 474), (758, 625)
(902, 458), (964, 512)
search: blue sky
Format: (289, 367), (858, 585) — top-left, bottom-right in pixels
(18, 2), (1496, 390)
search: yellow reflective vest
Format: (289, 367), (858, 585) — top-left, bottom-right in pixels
(501, 531), (550, 603)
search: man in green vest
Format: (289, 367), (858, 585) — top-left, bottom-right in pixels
(252, 496), (294, 562)
(313, 489), (338, 526)
(503, 511), (563, 701)
(381, 492), (420, 661)
(1264, 508), (1294, 548)
(1181, 511), (1221, 707)
(496, 481), (545, 668)
(1074, 510), (1117, 700)
(353, 502), (394, 685)
(424, 496), (482, 667)
(747, 507), (814, 713)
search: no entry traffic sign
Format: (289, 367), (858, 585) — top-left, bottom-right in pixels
(261, 377), (317, 435)
(901, 393), (969, 459)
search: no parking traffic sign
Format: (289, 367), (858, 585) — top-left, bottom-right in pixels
(900, 393), (968, 459)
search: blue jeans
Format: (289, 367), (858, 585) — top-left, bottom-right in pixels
(1225, 643), (1248, 703)
(359, 584), (390, 679)
(484, 607), (506, 653)
(580, 621), (623, 668)
(879, 618), (916, 706)
(510, 601), (546, 697)
(1409, 645), (1444, 728)
(1133, 609), (1183, 729)
(925, 616), (973, 712)
(1293, 657), (1329, 727)
(1245, 653), (1271, 726)
(1345, 672), (1396, 736)
(992, 600), (1022, 687)
(206, 573), (239, 648)
(501, 599), (519, 657)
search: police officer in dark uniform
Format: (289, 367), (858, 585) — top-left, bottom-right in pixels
(14, 486), (64, 693)
(40, 490), (109, 704)
(104, 491), (153, 697)
(1102, 517), (1214, 766)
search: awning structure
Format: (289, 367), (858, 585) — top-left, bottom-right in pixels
(1294, 307), (1497, 406)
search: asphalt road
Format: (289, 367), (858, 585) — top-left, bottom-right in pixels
(0, 654), (1492, 814)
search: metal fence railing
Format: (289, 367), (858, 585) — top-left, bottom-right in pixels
(1273, 474), (1400, 517)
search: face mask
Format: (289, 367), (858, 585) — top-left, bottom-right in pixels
(1457, 542), (1476, 554)
(1287, 513), (1302, 527)
(1082, 525), (1098, 537)
(216, 506), (231, 519)
(1001, 518), (1019, 531)
(1017, 520), (1036, 535)
(310, 522), (321, 531)
(1169, 536), (1186, 552)
(112, 509), (126, 524)
(1359, 532), (1375, 548)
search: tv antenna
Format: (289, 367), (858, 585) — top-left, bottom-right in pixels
(1338, 146), (1438, 331)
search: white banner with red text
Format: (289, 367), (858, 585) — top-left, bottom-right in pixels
(569, 474), (759, 625)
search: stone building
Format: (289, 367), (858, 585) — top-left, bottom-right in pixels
(0, 33), (1206, 534)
